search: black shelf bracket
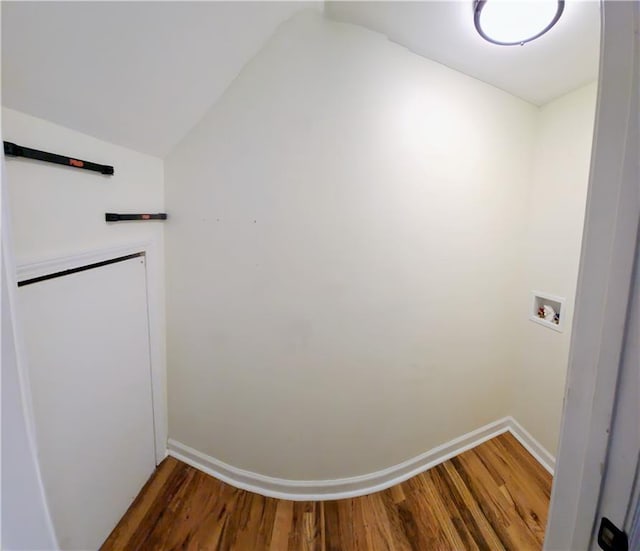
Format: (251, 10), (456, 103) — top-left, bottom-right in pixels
(4, 141), (114, 175)
(105, 213), (167, 222)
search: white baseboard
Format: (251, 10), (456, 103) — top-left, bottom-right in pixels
(506, 416), (556, 474)
(169, 417), (510, 500)
(168, 416), (554, 501)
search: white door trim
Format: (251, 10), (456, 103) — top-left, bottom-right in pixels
(16, 240), (168, 465)
(544, 2), (640, 549)
(2, 162), (59, 549)
(16, 241), (151, 282)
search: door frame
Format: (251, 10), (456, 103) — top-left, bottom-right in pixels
(544, 1), (640, 549)
(15, 240), (168, 466)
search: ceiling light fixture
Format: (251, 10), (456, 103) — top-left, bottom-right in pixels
(474, 0), (565, 46)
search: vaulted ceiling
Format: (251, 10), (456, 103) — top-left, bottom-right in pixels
(1, 2), (320, 156)
(326, 1), (600, 106)
(2, 1), (600, 158)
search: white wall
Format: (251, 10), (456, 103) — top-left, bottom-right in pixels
(165, 11), (538, 480)
(512, 83), (597, 455)
(2, 267), (56, 551)
(1, 107), (166, 546)
(3, 108), (165, 267)
(2, 165), (57, 549)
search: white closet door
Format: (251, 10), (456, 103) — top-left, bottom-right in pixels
(18, 255), (156, 550)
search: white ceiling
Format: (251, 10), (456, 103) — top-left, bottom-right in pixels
(1, 2), (318, 157)
(326, 1), (601, 106)
(2, 1), (599, 158)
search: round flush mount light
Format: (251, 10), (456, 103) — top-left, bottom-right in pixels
(474, 0), (565, 46)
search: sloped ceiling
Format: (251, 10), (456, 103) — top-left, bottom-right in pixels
(2, 1), (599, 157)
(1, 2), (319, 156)
(326, 1), (600, 106)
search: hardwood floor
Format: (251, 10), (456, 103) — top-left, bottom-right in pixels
(101, 432), (552, 550)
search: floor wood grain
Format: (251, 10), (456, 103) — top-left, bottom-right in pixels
(101, 432), (552, 550)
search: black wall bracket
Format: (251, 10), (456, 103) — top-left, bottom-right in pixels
(4, 141), (114, 175)
(105, 213), (167, 222)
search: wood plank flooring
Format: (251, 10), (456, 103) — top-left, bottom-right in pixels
(101, 432), (552, 550)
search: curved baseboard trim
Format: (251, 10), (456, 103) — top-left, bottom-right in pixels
(167, 416), (548, 501)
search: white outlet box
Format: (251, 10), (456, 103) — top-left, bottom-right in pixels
(530, 291), (565, 332)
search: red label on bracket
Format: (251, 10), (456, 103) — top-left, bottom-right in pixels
(141, 214), (151, 220)
(69, 159), (84, 167)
